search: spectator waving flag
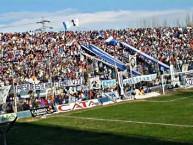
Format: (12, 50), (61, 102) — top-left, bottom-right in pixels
(71, 18), (79, 27)
(98, 31), (104, 38)
(105, 36), (117, 45)
(63, 21), (71, 31)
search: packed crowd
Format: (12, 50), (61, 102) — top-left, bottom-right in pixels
(0, 27), (193, 113)
(0, 27), (193, 86)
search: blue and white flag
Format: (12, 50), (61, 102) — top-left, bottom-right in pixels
(105, 36), (117, 45)
(63, 21), (71, 31)
(98, 31), (104, 38)
(71, 18), (79, 26)
(66, 39), (76, 46)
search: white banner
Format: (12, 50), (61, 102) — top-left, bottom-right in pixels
(123, 74), (157, 85)
(16, 78), (83, 92)
(118, 72), (124, 95)
(0, 85), (11, 104)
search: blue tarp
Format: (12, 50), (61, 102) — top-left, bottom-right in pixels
(120, 42), (170, 70)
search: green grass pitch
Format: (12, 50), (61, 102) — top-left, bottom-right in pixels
(6, 89), (193, 145)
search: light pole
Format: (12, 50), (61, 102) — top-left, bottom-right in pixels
(10, 61), (17, 113)
(48, 56), (55, 98)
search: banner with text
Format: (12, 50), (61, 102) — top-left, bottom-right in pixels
(56, 99), (99, 112)
(16, 78), (83, 92)
(30, 107), (56, 117)
(123, 74), (157, 85)
(185, 77), (193, 87)
(101, 79), (116, 88)
(0, 113), (17, 123)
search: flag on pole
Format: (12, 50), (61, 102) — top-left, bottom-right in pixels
(98, 31), (104, 38)
(71, 18), (79, 26)
(63, 21), (71, 31)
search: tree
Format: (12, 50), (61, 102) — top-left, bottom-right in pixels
(163, 18), (168, 28)
(185, 13), (191, 27)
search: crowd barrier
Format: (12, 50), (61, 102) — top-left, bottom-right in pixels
(2, 70), (193, 119)
(161, 70), (193, 94)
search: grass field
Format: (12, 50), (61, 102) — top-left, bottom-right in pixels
(5, 90), (193, 145)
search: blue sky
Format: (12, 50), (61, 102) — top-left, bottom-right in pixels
(1, 0), (193, 12)
(0, 0), (193, 32)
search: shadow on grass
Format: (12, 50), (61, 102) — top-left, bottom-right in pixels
(2, 122), (193, 145)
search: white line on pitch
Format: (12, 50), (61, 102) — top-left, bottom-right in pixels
(63, 116), (193, 128)
(145, 96), (193, 103)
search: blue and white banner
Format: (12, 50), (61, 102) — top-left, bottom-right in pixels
(104, 91), (119, 100)
(120, 42), (170, 70)
(123, 74), (157, 85)
(185, 77), (193, 87)
(101, 79), (116, 88)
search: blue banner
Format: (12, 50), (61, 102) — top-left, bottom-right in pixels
(16, 110), (32, 119)
(101, 79), (116, 88)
